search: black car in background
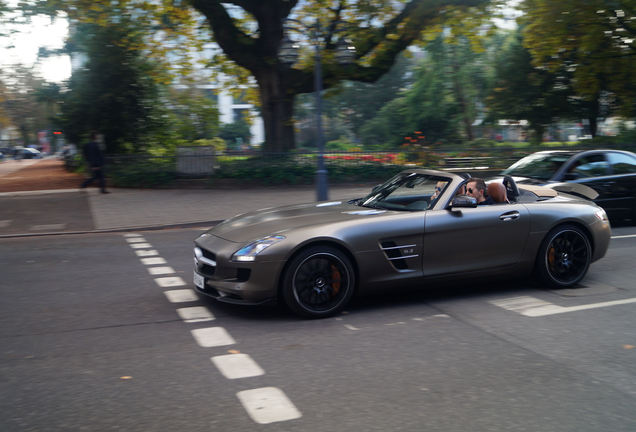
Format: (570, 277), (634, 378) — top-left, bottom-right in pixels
(501, 149), (636, 224)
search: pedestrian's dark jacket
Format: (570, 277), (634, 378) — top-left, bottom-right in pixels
(83, 141), (104, 168)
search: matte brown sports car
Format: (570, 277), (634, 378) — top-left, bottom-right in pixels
(193, 169), (611, 318)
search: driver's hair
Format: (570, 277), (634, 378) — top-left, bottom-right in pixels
(468, 178), (487, 194)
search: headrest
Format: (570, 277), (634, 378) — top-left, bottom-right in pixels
(487, 182), (508, 203)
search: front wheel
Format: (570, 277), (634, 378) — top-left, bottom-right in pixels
(536, 224), (591, 287)
(281, 246), (355, 318)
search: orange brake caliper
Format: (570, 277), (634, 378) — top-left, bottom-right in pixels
(331, 265), (341, 296)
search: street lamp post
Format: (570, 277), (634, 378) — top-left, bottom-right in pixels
(279, 20), (355, 202)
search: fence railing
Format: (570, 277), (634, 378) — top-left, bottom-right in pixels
(93, 141), (636, 187)
(105, 149), (527, 177)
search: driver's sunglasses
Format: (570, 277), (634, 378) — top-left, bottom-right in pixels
(467, 187), (474, 194)
(435, 186), (442, 191)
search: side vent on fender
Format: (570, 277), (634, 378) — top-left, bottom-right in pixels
(380, 241), (418, 271)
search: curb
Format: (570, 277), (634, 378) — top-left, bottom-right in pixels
(0, 188), (86, 197)
(0, 219), (222, 239)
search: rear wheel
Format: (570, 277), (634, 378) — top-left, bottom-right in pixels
(281, 246), (355, 318)
(536, 224), (591, 287)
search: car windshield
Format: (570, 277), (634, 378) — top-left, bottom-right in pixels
(358, 172), (451, 211)
(502, 153), (572, 180)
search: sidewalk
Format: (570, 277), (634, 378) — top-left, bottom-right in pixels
(0, 158), (374, 237)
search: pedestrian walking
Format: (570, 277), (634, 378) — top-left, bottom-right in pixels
(80, 132), (109, 193)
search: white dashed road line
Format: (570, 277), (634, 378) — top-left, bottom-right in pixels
(125, 237), (147, 243)
(176, 306), (215, 323)
(124, 233), (302, 425)
(164, 289), (198, 303)
(237, 387), (302, 424)
(191, 327), (236, 347)
(135, 249), (159, 257)
(212, 354), (265, 379)
(155, 276), (186, 288)
(147, 266), (175, 276)
(130, 242), (152, 249)
(491, 295), (636, 317)
(141, 257), (167, 265)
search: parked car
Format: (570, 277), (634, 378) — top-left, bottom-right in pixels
(500, 149), (636, 224)
(194, 169), (611, 318)
(20, 147), (43, 159)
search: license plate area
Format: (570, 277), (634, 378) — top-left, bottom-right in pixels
(193, 271), (205, 289)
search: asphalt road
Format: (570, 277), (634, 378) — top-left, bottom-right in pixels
(1, 226), (635, 431)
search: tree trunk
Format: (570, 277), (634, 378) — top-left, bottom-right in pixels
(449, 47), (474, 141)
(256, 69), (296, 152)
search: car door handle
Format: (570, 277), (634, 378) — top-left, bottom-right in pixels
(499, 211), (520, 221)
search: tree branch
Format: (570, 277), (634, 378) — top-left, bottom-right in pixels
(189, 0), (261, 70)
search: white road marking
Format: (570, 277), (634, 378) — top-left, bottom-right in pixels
(191, 327), (236, 347)
(522, 297), (636, 317)
(237, 387), (302, 424)
(212, 354), (265, 379)
(0, 220), (11, 228)
(147, 266), (175, 275)
(155, 276), (186, 288)
(164, 289), (198, 303)
(177, 306), (215, 323)
(30, 223), (66, 231)
(344, 324), (360, 331)
(125, 237), (146, 243)
(141, 257), (167, 265)
(491, 296), (636, 317)
(611, 234), (636, 239)
(123, 233), (142, 237)
(135, 249), (158, 257)
(385, 321), (406, 326)
(130, 242), (152, 249)
(124, 235), (300, 424)
(489, 296), (553, 313)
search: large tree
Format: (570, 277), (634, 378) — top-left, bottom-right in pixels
(60, 21), (167, 153)
(191, 0), (491, 151)
(487, 29), (573, 142)
(520, 0), (636, 131)
(24, 0), (492, 151)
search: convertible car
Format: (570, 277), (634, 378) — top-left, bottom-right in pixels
(193, 169), (611, 318)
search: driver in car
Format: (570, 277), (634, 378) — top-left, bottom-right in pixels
(466, 178), (494, 205)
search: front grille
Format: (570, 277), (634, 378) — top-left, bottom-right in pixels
(201, 249), (216, 261)
(195, 246), (216, 277)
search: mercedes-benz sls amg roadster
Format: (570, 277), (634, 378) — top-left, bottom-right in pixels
(194, 169), (611, 318)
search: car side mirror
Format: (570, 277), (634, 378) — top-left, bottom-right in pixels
(450, 195), (478, 208)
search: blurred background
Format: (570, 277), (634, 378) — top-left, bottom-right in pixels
(1, 0), (634, 187)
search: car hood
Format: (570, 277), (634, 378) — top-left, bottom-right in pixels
(208, 200), (389, 243)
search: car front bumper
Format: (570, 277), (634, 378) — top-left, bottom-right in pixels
(193, 235), (285, 305)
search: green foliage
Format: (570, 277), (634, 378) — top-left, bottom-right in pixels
(167, 87), (220, 142)
(487, 28), (573, 142)
(108, 157), (177, 188)
(325, 139), (358, 151)
(210, 154), (402, 186)
(520, 0), (636, 117)
(194, 138), (226, 152)
(218, 118), (252, 149)
(60, 20), (167, 153)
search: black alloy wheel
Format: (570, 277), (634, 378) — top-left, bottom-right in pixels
(282, 246), (355, 318)
(536, 224), (591, 287)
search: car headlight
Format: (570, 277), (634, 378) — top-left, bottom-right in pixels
(232, 235), (286, 262)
